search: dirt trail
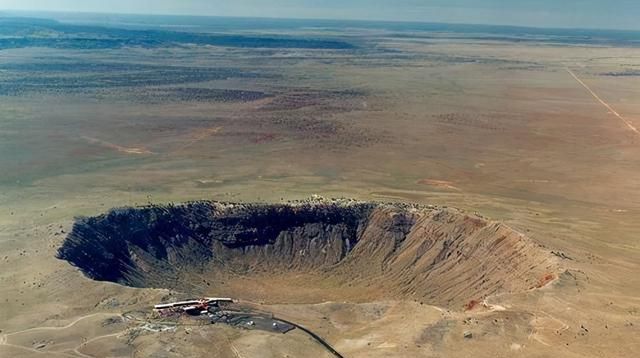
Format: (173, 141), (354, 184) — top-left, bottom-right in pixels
(0, 313), (125, 358)
(566, 68), (639, 136)
(4, 312), (121, 336)
(173, 126), (223, 153)
(81, 136), (153, 155)
(73, 332), (124, 358)
(1, 342), (78, 357)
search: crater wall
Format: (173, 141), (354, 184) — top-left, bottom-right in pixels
(58, 200), (559, 307)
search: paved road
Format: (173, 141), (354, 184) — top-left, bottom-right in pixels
(274, 317), (345, 358)
(567, 68), (639, 136)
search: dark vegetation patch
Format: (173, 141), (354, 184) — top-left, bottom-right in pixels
(247, 89), (386, 150)
(433, 113), (507, 132)
(262, 113), (384, 150)
(132, 87), (272, 104)
(0, 61), (185, 73)
(601, 69), (640, 77)
(259, 89), (365, 111)
(0, 62), (271, 96)
(383, 25), (640, 47)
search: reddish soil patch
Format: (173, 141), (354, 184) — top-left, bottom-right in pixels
(533, 273), (556, 289)
(253, 133), (278, 144)
(464, 299), (481, 311)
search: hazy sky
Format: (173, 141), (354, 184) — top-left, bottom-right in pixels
(1, 0), (639, 30)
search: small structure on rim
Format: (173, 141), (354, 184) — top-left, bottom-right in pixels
(154, 297), (233, 316)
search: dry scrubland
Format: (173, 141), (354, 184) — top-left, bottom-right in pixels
(1, 17), (640, 357)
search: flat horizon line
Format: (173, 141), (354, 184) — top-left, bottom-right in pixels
(2, 8), (640, 33)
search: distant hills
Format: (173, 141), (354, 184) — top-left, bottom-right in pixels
(0, 17), (357, 50)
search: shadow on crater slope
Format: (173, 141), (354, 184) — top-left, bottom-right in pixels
(57, 200), (559, 307)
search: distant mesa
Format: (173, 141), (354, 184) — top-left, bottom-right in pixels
(57, 199), (559, 308)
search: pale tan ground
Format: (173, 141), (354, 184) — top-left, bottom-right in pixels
(1, 37), (640, 357)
